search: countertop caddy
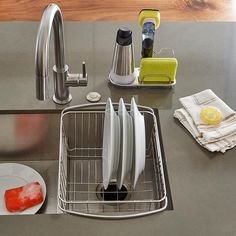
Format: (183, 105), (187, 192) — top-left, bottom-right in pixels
(109, 9), (178, 88)
(0, 19), (236, 235)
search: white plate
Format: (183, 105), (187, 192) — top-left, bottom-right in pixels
(113, 109), (120, 177)
(117, 98), (133, 189)
(102, 98), (120, 190)
(130, 98), (146, 189)
(0, 163), (46, 215)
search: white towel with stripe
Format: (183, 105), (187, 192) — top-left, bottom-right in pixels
(174, 89), (236, 153)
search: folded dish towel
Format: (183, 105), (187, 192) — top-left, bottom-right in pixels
(174, 89), (236, 153)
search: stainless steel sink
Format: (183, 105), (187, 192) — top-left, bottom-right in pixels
(0, 113), (60, 214)
(0, 110), (172, 217)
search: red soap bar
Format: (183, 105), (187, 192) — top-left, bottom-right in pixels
(4, 182), (44, 212)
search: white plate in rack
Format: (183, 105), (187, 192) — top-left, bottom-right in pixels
(102, 98), (120, 190)
(130, 98), (146, 189)
(0, 163), (46, 215)
(117, 98), (133, 189)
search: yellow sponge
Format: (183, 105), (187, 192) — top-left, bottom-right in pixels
(139, 57), (178, 84)
(138, 9), (160, 29)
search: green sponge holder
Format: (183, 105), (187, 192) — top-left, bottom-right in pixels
(109, 48), (178, 88)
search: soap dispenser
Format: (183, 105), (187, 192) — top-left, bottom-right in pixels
(109, 27), (135, 85)
(139, 9), (160, 58)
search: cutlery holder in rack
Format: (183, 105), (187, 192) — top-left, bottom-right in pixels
(58, 103), (167, 218)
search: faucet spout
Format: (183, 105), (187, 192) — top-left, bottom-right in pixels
(35, 3), (88, 104)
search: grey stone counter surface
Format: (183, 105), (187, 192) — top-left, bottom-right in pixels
(1, 22), (236, 235)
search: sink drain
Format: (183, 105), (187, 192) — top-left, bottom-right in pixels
(96, 180), (130, 202)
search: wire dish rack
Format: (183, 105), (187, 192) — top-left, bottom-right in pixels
(58, 103), (168, 219)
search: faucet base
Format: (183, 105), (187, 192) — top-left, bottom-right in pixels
(53, 94), (72, 105)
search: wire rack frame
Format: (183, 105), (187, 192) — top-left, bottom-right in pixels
(57, 103), (168, 219)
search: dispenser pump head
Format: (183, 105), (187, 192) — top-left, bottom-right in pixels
(116, 27), (132, 46)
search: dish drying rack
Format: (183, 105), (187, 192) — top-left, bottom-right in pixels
(58, 103), (168, 219)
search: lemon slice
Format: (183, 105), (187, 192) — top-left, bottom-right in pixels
(200, 106), (222, 125)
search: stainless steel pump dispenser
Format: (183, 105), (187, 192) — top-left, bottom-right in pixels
(109, 28), (135, 85)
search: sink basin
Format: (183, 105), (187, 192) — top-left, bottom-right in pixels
(0, 112), (60, 214)
(0, 110), (173, 217)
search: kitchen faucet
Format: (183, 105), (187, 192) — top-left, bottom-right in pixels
(35, 3), (87, 104)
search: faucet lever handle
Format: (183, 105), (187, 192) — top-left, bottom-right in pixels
(79, 61), (88, 86)
(66, 62), (88, 87)
(82, 61), (86, 78)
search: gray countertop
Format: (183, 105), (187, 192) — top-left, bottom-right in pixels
(1, 22), (236, 235)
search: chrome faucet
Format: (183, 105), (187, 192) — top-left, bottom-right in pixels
(35, 3), (87, 104)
